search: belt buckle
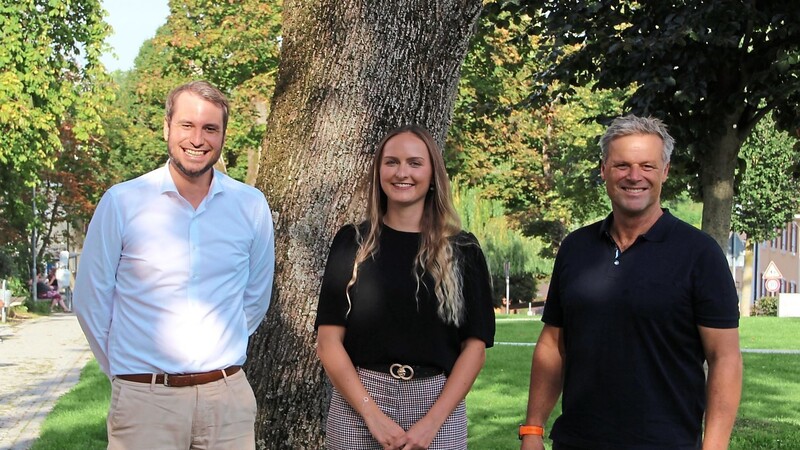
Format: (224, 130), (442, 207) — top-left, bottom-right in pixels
(389, 363), (414, 380)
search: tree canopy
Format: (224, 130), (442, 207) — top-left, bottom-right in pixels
(105, 0), (282, 184)
(447, 8), (625, 251)
(0, 0), (111, 183)
(490, 0), (800, 248)
(453, 180), (552, 303)
(0, 0), (113, 273)
(732, 113), (800, 242)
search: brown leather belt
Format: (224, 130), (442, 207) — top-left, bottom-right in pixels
(116, 366), (241, 387)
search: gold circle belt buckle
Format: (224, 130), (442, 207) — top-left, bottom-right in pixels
(389, 363), (414, 380)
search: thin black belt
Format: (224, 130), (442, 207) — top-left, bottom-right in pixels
(359, 363), (443, 380)
(116, 366), (241, 387)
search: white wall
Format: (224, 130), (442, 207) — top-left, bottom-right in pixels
(778, 293), (800, 317)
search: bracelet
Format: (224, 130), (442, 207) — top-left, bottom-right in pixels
(518, 424), (544, 440)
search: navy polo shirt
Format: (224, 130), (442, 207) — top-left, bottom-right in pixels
(543, 210), (739, 449)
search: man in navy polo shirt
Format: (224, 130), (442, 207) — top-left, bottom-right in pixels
(519, 115), (742, 450)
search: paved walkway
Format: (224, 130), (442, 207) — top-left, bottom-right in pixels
(0, 313), (93, 450)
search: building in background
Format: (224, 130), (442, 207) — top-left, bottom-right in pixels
(753, 214), (799, 299)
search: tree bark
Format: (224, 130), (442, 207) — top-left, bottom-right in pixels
(246, 1), (482, 448)
(739, 240), (755, 317)
(699, 115), (742, 251)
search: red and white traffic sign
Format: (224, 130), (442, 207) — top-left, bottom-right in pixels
(763, 261), (783, 279)
(765, 278), (781, 293)
(763, 261), (783, 293)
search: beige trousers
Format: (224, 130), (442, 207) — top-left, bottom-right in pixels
(107, 368), (256, 450)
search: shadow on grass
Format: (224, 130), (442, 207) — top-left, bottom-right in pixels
(732, 417), (800, 449)
(733, 353), (800, 449)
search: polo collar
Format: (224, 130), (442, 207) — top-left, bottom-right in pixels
(599, 208), (677, 243)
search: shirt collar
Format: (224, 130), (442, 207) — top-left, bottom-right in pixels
(207, 170), (224, 199)
(158, 162), (225, 200)
(159, 163), (179, 195)
(598, 208), (676, 243)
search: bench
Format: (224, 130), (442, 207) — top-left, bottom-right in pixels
(1, 296), (24, 323)
(509, 300), (546, 315)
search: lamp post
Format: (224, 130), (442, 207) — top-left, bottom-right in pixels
(31, 186), (38, 303)
(504, 261), (510, 315)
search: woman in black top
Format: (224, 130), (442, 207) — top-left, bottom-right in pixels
(316, 125), (495, 450)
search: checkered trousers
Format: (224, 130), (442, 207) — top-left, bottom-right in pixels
(324, 368), (467, 449)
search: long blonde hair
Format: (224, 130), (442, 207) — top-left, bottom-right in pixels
(346, 125), (466, 325)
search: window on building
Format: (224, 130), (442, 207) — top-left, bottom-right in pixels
(782, 227), (788, 251)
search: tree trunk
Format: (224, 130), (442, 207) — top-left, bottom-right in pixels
(246, 1), (482, 448)
(739, 240), (755, 317)
(699, 118), (742, 251)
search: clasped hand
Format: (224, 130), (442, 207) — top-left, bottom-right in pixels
(367, 411), (438, 450)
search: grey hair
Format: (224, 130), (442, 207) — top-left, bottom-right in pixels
(599, 115), (675, 163)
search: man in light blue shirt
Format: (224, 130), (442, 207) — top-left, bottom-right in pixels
(75, 80), (274, 449)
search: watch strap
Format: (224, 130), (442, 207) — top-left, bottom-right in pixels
(519, 424), (545, 439)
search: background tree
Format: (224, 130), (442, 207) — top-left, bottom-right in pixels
(732, 113), (800, 314)
(158, 0), (282, 183)
(447, 8), (624, 251)
(0, 0), (112, 277)
(491, 0), (800, 248)
(246, 1), (483, 447)
(732, 113), (800, 243)
(453, 180), (551, 304)
(34, 122), (113, 264)
(104, 0), (282, 185)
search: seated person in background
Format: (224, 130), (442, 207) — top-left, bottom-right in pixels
(35, 273), (50, 298)
(48, 267), (59, 291)
(36, 272), (70, 312)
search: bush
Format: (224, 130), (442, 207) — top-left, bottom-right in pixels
(491, 273), (536, 307)
(24, 299), (51, 315)
(753, 296), (778, 316)
(6, 277), (26, 296)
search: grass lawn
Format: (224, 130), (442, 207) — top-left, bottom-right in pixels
(32, 317), (800, 449)
(739, 316), (800, 349)
(467, 316), (800, 449)
(30, 360), (110, 450)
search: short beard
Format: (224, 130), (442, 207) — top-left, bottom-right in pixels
(168, 150), (218, 179)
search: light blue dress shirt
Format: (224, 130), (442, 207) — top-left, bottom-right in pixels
(75, 164), (275, 377)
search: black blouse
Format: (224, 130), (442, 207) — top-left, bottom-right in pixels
(315, 223), (495, 375)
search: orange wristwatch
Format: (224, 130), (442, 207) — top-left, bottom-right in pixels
(518, 425), (545, 439)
